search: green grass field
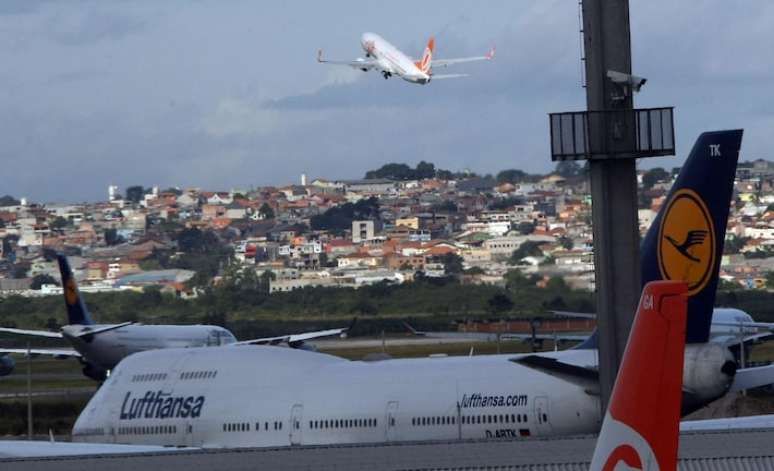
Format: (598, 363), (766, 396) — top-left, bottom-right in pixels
(2, 338), (774, 438)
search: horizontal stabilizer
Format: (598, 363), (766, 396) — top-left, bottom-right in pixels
(430, 73), (468, 80)
(73, 321), (134, 338)
(511, 355), (599, 393)
(730, 363), (774, 391)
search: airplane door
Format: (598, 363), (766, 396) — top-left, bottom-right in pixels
(534, 396), (552, 435)
(290, 404), (303, 445)
(385, 401), (399, 442)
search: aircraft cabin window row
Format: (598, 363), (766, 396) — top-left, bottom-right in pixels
(131, 373), (168, 382)
(223, 422), (250, 432)
(118, 425), (177, 435)
(221, 421), (284, 432)
(180, 370), (217, 380)
(461, 414), (528, 425)
(308, 418), (378, 430)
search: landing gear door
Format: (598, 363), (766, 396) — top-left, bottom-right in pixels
(534, 396), (552, 435)
(385, 401), (399, 442)
(290, 404), (303, 445)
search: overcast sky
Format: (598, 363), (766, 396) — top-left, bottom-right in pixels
(1, 1), (772, 202)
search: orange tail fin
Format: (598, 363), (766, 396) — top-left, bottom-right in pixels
(589, 280), (688, 471)
(415, 37), (434, 74)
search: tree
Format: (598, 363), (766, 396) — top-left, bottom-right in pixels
(555, 161), (581, 178)
(516, 221), (535, 235)
(435, 253), (464, 275)
(433, 200), (457, 213)
(258, 203), (275, 220)
(496, 169), (528, 184)
(766, 271), (774, 289)
(104, 228), (125, 246)
(509, 241), (544, 264)
(642, 167), (670, 189)
(487, 294), (514, 314)
(310, 197), (380, 233)
(558, 236), (574, 250)
(415, 161), (436, 180)
(724, 236), (749, 255)
(49, 216), (69, 231)
(11, 263), (29, 279)
(0, 195), (20, 207)
(31, 274), (58, 289)
(125, 186), (147, 204)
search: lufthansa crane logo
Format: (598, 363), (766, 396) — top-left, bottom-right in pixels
(65, 277), (78, 306)
(658, 189), (715, 296)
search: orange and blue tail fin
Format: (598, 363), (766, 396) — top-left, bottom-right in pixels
(589, 280), (688, 471)
(641, 129), (743, 344)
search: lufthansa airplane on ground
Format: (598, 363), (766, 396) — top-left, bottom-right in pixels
(0, 255), (352, 380)
(64, 130), (774, 449)
(0, 281), (687, 460)
(317, 32), (494, 84)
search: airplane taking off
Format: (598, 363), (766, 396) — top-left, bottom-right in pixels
(0, 255), (352, 381)
(317, 32), (494, 84)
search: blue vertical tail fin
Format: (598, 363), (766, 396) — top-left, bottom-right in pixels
(641, 130), (743, 344)
(56, 254), (94, 326)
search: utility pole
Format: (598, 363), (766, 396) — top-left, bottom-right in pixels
(582, 0), (640, 412)
(27, 341), (33, 440)
(549, 1), (675, 412)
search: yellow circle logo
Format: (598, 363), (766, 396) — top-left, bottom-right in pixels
(657, 189), (715, 296)
(65, 278), (78, 306)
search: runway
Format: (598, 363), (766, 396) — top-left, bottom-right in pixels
(3, 428), (774, 471)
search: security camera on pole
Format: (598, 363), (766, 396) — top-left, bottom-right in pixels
(548, 0), (675, 412)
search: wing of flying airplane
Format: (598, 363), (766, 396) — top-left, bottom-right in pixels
(430, 46), (495, 68)
(316, 49), (380, 70)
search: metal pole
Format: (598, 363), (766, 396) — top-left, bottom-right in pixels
(26, 341), (32, 440)
(582, 0), (641, 413)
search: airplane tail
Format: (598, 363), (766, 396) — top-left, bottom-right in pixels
(589, 280), (688, 471)
(56, 254), (94, 326)
(641, 129), (743, 344)
(415, 37), (434, 74)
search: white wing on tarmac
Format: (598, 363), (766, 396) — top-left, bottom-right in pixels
(0, 440), (194, 458)
(0, 348), (80, 358)
(0, 327), (63, 339)
(235, 327), (349, 347)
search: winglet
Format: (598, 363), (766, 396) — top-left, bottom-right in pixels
(317, 49), (324, 63)
(589, 280), (688, 471)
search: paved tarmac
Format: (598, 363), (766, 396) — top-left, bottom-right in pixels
(3, 428), (774, 471)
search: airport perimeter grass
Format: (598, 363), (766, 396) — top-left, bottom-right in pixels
(3, 339), (774, 438)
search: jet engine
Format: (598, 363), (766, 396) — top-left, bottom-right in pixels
(682, 343), (737, 414)
(0, 354), (15, 376)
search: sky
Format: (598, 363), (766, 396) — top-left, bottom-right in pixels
(1, 1), (772, 202)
